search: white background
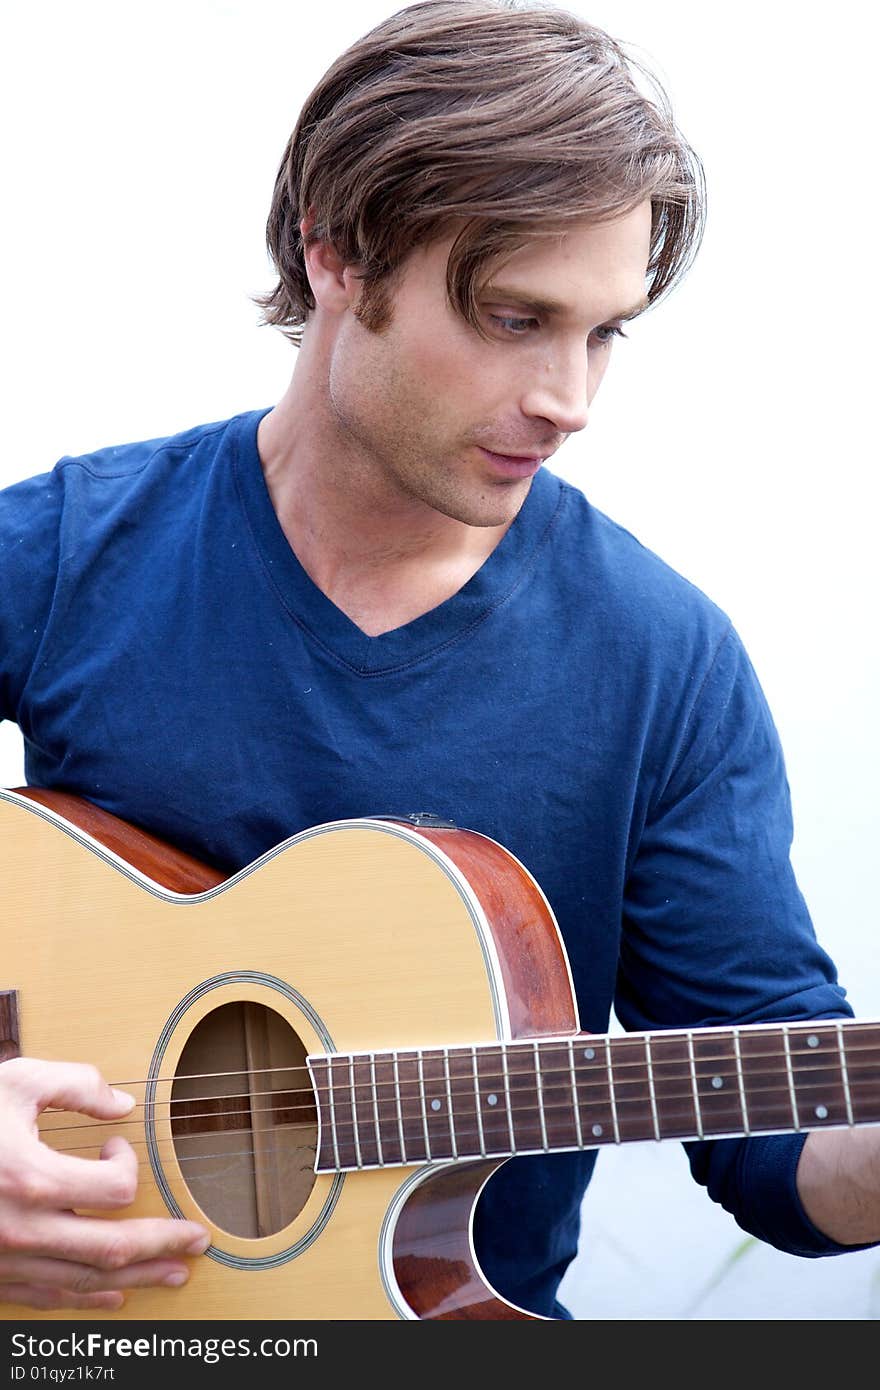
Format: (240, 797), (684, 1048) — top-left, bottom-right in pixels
(1, 1), (878, 1319)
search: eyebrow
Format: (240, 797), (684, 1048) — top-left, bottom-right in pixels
(481, 285), (650, 321)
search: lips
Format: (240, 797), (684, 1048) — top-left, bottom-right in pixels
(478, 446), (545, 478)
(489, 451), (542, 463)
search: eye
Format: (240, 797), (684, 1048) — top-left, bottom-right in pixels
(592, 324), (628, 345)
(488, 314), (540, 335)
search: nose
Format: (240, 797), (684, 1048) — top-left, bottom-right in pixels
(520, 346), (591, 436)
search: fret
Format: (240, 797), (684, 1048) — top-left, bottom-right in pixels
(567, 1039), (584, 1148)
(609, 1036), (655, 1142)
(350, 1054), (381, 1166)
(534, 1043), (549, 1150)
(836, 1021), (854, 1125)
(643, 1036), (660, 1140)
(470, 1046), (487, 1156)
(573, 1039), (615, 1146)
(328, 1053), (357, 1168)
(369, 1054), (384, 1166)
(395, 1051), (430, 1162)
(738, 1028), (798, 1132)
(506, 1044), (540, 1152)
(732, 1029), (750, 1135)
(373, 1051), (403, 1165)
(781, 1025), (801, 1130)
(604, 1037), (621, 1143)
(645, 1032), (698, 1139)
(443, 1048), (458, 1159)
(538, 1040), (580, 1150)
(348, 1056), (363, 1167)
(421, 1049), (455, 1160)
(474, 1045), (514, 1155)
(843, 1023), (880, 1126)
(445, 1046), (481, 1157)
(417, 1053), (433, 1160)
(309, 1056), (336, 1172)
(326, 1057), (340, 1168)
(501, 1047), (517, 1151)
(784, 1023), (847, 1130)
(691, 1032), (746, 1136)
(687, 1032), (703, 1139)
(392, 1051), (408, 1163)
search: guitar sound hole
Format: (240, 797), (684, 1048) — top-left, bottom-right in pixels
(170, 1000), (318, 1238)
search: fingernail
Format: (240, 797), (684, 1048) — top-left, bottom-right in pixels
(163, 1270), (189, 1287)
(186, 1233), (211, 1255)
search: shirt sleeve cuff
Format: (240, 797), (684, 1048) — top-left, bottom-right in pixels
(689, 1132), (880, 1258)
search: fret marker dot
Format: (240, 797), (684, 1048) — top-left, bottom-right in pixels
(711, 1076), (723, 1089)
(431, 1099), (442, 1112)
(815, 1104), (828, 1119)
(591, 1124), (603, 1137)
(807, 1035), (820, 1048)
(487, 1093), (498, 1106)
(583, 1048), (596, 1061)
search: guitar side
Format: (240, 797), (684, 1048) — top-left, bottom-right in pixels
(0, 789), (580, 1320)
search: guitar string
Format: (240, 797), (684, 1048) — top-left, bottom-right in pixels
(40, 1077), (868, 1162)
(37, 1063), (878, 1158)
(35, 1047), (880, 1139)
(38, 1032), (880, 1107)
(33, 1134), (571, 1200)
(36, 1051), (880, 1141)
(36, 1084), (871, 1199)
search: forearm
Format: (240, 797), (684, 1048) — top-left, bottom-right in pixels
(796, 1128), (880, 1246)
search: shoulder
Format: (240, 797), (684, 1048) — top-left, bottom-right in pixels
(49, 410), (259, 491)
(535, 474), (777, 797)
(1, 412), (261, 514)
(0, 407), (264, 642)
(0, 409), (268, 557)
(546, 472), (734, 665)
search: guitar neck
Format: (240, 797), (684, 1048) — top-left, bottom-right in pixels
(309, 1017), (880, 1171)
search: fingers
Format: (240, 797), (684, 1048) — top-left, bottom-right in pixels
(0, 1213), (211, 1311)
(2, 1127), (139, 1214)
(1, 1057), (135, 1120)
(2, 1061), (144, 1214)
(0, 1283), (125, 1312)
(14, 1133), (141, 1213)
(0, 1210), (211, 1312)
(9, 1210), (211, 1270)
(0, 1251), (194, 1294)
(0, 1057), (212, 1315)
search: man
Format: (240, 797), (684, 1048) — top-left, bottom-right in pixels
(0, 0), (877, 1320)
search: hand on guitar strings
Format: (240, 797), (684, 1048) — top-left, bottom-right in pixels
(0, 1056), (211, 1311)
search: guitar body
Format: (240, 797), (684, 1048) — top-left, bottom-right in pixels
(0, 789), (580, 1321)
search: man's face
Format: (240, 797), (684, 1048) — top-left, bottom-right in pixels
(323, 201), (652, 528)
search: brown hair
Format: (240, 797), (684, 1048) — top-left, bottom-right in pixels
(256, 0), (706, 343)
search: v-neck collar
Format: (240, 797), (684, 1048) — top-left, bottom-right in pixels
(232, 407), (565, 675)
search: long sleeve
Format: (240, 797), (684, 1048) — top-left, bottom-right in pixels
(617, 624), (866, 1255)
(0, 469), (63, 728)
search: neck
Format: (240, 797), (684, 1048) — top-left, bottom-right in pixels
(306, 1017), (880, 1173)
(256, 352), (512, 636)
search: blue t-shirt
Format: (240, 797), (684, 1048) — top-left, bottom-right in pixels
(0, 408), (857, 1317)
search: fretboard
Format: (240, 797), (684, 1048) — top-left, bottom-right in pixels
(307, 1018), (880, 1172)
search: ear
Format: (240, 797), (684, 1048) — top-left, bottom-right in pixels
(300, 214), (362, 315)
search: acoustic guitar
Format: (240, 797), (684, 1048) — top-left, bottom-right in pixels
(1, 786), (877, 1321)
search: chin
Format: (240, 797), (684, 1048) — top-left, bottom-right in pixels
(394, 458), (533, 529)
(440, 486), (531, 530)
(479, 476), (535, 523)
